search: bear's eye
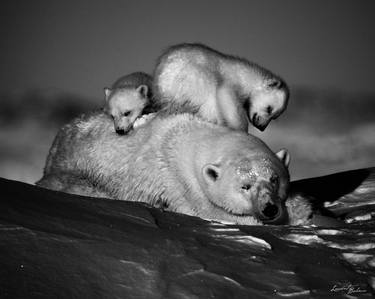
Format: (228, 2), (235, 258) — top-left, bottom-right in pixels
(241, 184), (251, 191)
(110, 115), (115, 120)
(123, 111), (131, 117)
(268, 79), (282, 89)
(266, 105), (273, 115)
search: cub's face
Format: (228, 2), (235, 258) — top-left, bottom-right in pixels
(104, 85), (149, 135)
(202, 149), (290, 224)
(246, 78), (289, 132)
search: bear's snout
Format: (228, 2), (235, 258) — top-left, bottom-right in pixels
(115, 125), (133, 135)
(257, 192), (282, 222)
(116, 128), (126, 135)
(261, 201), (279, 219)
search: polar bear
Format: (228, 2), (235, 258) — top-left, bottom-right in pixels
(37, 112), (291, 225)
(153, 43), (289, 132)
(104, 72), (155, 135)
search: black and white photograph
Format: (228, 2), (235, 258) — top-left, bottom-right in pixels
(1, 0), (374, 298)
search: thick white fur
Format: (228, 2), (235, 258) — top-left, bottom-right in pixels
(153, 44), (289, 132)
(37, 112), (291, 225)
(104, 72), (153, 134)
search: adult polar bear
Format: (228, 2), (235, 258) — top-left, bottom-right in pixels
(37, 112), (291, 225)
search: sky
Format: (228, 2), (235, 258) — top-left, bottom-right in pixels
(1, 0), (375, 99)
(0, 0), (374, 183)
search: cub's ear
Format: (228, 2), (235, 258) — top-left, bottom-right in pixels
(275, 148), (290, 168)
(136, 85), (149, 98)
(202, 164), (221, 186)
(104, 87), (112, 100)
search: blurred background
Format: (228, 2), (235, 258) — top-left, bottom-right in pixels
(0, 0), (374, 183)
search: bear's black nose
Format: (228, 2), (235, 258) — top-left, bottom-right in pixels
(262, 202), (279, 219)
(116, 129), (125, 135)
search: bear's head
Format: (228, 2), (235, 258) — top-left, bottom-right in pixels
(246, 77), (289, 132)
(201, 147), (290, 224)
(103, 85), (150, 135)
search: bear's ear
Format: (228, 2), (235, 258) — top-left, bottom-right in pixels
(202, 164), (221, 186)
(275, 148), (290, 168)
(104, 87), (112, 101)
(136, 85), (149, 98)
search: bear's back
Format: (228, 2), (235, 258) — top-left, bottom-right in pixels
(112, 72), (152, 89)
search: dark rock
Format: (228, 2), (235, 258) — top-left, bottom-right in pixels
(1, 168), (375, 298)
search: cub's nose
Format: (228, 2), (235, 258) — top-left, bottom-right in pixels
(116, 128), (125, 135)
(252, 113), (267, 131)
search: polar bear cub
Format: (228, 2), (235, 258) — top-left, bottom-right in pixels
(104, 72), (153, 135)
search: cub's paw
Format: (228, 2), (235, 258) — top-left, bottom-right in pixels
(286, 193), (314, 226)
(134, 113), (156, 129)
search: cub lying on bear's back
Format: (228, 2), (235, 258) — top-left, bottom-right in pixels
(153, 43), (289, 132)
(37, 112), (291, 225)
(103, 72), (155, 135)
